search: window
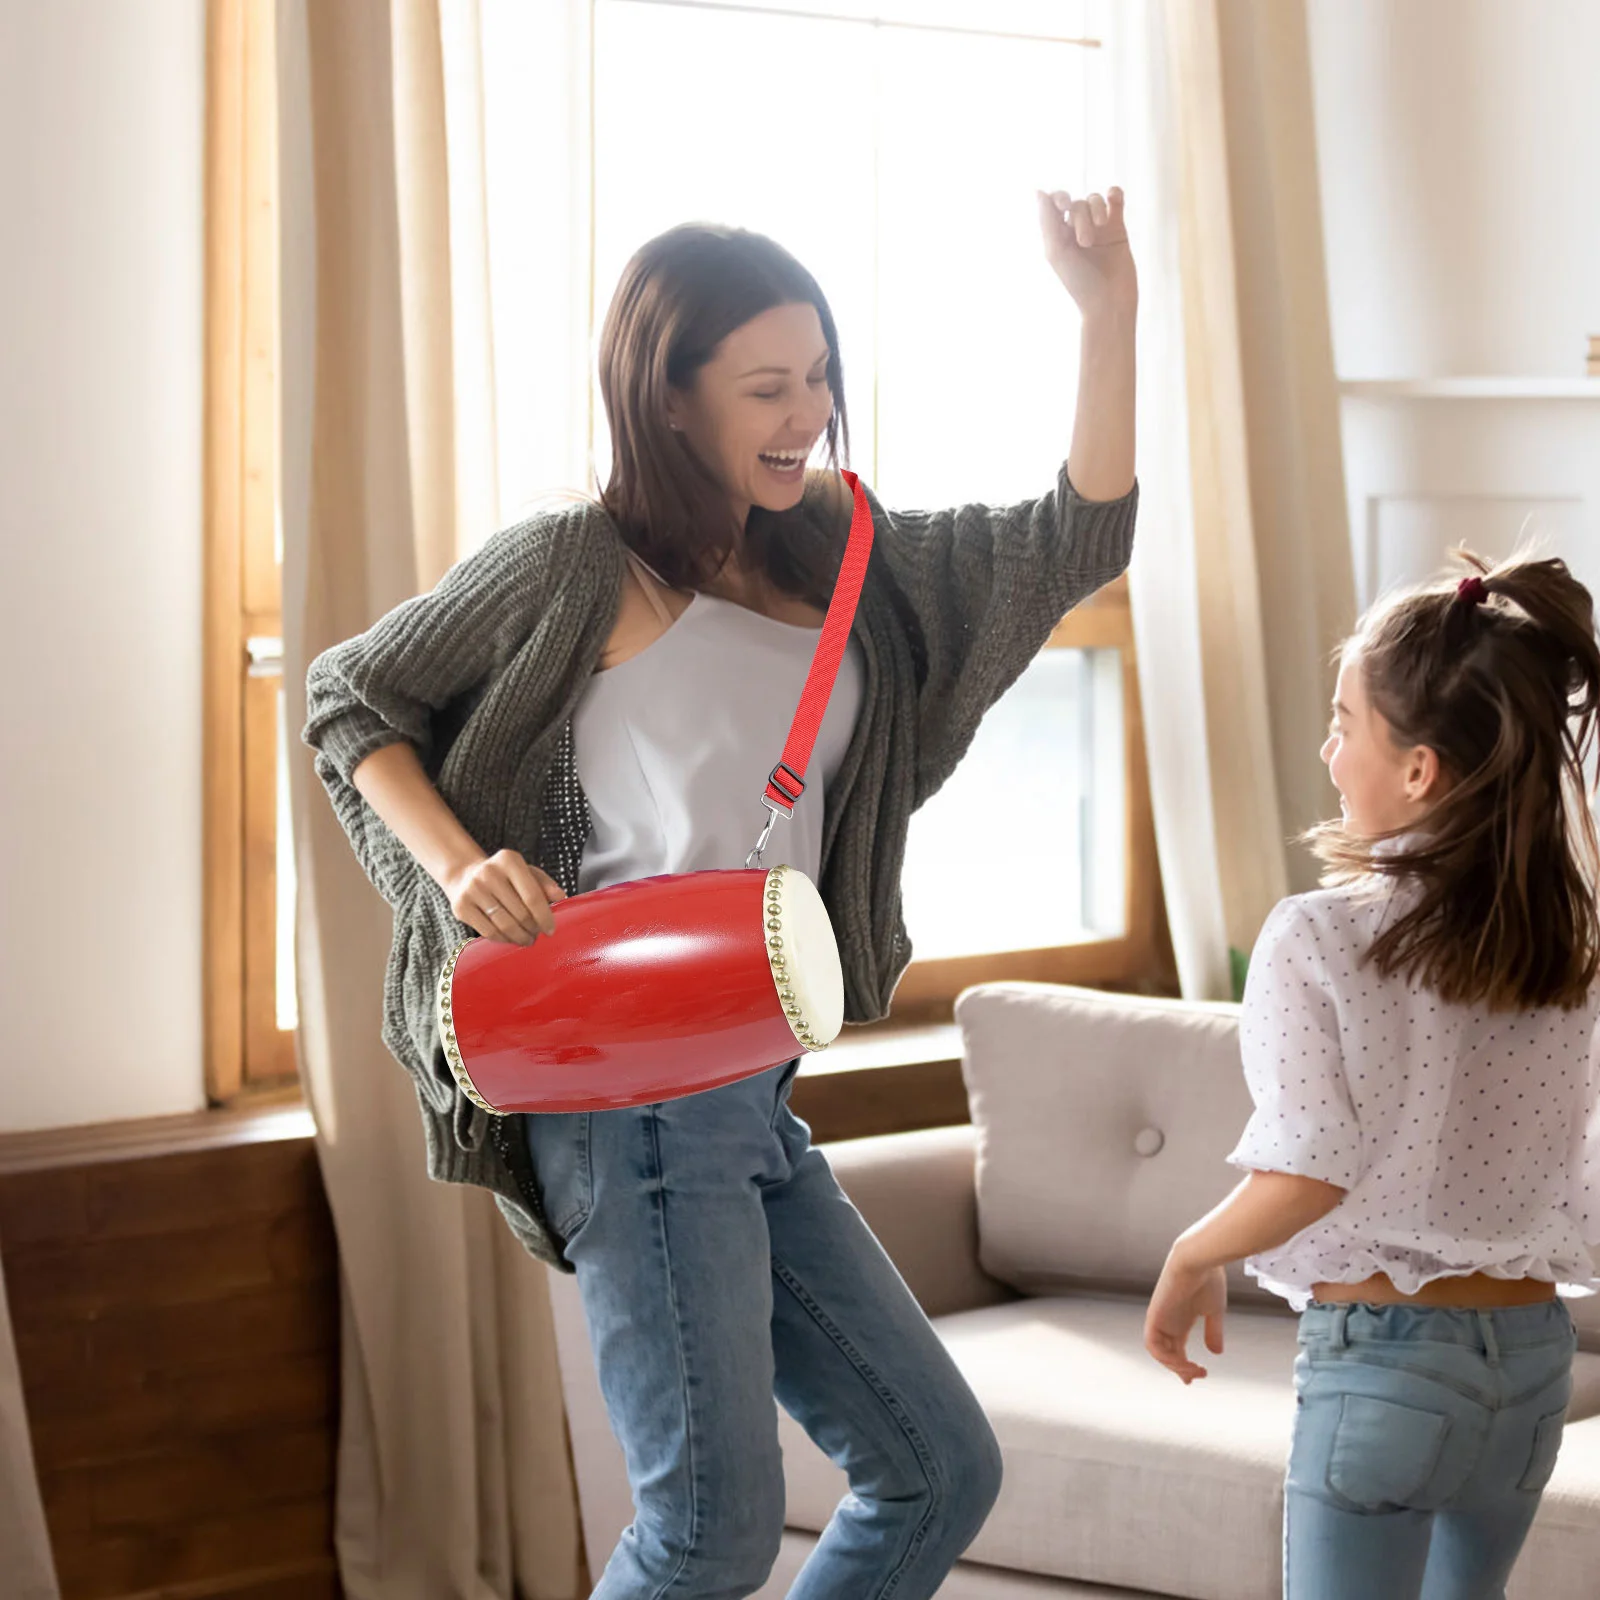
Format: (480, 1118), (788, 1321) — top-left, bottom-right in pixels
(893, 575), (1155, 1018)
(589, 0), (1110, 507)
(204, 0), (1156, 1105)
(204, 0), (295, 1102)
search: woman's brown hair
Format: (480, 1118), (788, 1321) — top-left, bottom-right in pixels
(596, 223), (851, 602)
(1309, 550), (1600, 1010)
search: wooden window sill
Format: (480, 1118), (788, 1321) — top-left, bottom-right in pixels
(0, 1028), (971, 1175)
(0, 1101), (318, 1176)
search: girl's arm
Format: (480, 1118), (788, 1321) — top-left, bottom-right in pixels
(1146, 899), (1360, 1382)
(1170, 1170), (1349, 1275)
(1145, 1172), (1346, 1385)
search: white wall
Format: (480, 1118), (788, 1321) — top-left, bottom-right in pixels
(0, 0), (207, 1131)
(1308, 0), (1600, 615)
(1309, 0), (1600, 380)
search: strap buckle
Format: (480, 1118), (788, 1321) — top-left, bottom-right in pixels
(765, 761), (806, 810)
(747, 765), (806, 868)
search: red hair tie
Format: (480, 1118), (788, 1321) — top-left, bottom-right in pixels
(1456, 575), (1488, 607)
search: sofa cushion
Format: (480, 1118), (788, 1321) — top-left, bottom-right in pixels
(956, 983), (1262, 1301)
(780, 1295), (1293, 1600)
(1510, 1412), (1600, 1598)
(776, 1294), (1600, 1600)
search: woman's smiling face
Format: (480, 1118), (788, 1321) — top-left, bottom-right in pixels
(666, 301), (836, 527)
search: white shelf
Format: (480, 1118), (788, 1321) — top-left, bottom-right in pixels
(1340, 377), (1600, 400)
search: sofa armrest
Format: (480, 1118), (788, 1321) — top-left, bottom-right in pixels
(822, 1124), (1014, 1319)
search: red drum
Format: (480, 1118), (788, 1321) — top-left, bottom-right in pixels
(436, 863), (844, 1114)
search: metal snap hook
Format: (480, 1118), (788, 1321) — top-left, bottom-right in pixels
(746, 803), (784, 869)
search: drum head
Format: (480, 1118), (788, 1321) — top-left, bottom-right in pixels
(765, 866), (844, 1049)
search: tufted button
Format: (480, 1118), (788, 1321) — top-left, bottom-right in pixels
(1134, 1127), (1165, 1158)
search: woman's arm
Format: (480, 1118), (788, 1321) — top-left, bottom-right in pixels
(303, 505), (595, 906)
(1066, 311), (1137, 502)
(1039, 188), (1137, 503)
(863, 470), (1137, 808)
(351, 742), (563, 944)
(304, 512), (581, 783)
(848, 190), (1138, 805)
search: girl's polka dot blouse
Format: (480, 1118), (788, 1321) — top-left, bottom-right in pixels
(1228, 885), (1600, 1310)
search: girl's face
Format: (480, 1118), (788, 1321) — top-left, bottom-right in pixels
(1321, 649), (1444, 835)
(666, 301), (835, 528)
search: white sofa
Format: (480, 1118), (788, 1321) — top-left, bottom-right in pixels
(550, 983), (1600, 1597)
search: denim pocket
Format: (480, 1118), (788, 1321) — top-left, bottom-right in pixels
(1328, 1393), (1451, 1510)
(1517, 1408), (1567, 1494)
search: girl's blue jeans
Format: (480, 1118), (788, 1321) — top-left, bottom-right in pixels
(524, 1061), (1002, 1600)
(1287, 1298), (1576, 1599)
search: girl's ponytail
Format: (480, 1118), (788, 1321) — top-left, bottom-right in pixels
(1466, 554), (1600, 769)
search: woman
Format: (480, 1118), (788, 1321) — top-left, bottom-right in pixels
(305, 187), (1137, 1599)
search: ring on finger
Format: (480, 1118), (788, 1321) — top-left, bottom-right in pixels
(482, 903), (501, 918)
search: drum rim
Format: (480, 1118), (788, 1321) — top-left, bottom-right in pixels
(765, 864), (843, 1052)
(437, 939), (503, 1116)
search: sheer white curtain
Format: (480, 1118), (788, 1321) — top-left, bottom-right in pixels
(278, 2), (590, 1595)
(1113, 0), (1356, 998)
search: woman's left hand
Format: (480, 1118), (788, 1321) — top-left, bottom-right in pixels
(1144, 1254), (1227, 1384)
(1037, 188), (1137, 322)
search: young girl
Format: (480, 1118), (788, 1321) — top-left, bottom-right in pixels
(1146, 553), (1600, 1599)
(306, 192), (1137, 1600)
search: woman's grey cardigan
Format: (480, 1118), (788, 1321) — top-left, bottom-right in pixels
(303, 469), (1137, 1268)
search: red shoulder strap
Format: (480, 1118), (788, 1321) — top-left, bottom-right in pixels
(760, 470), (874, 820)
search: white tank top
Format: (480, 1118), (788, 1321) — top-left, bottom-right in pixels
(573, 562), (865, 893)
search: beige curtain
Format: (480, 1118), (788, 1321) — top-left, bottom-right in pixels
(276, 3), (583, 1596)
(0, 1248), (59, 1600)
(1115, 0), (1356, 998)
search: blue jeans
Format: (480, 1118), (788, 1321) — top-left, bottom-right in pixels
(523, 1062), (1003, 1600)
(1286, 1299), (1576, 1600)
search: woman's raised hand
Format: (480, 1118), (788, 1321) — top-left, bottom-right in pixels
(443, 849), (566, 945)
(1036, 188), (1137, 322)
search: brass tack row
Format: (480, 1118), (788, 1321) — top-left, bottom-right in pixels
(437, 938), (500, 1115)
(765, 865), (826, 1053)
